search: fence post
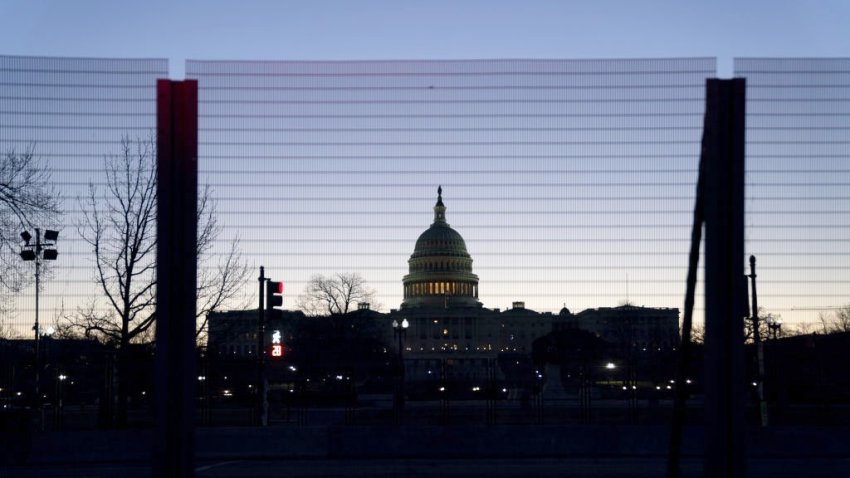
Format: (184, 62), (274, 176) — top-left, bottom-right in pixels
(154, 79), (198, 478)
(702, 78), (747, 478)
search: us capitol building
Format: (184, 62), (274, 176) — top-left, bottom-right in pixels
(209, 187), (679, 383)
(381, 187), (678, 382)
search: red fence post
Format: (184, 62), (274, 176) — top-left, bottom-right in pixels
(154, 79), (198, 477)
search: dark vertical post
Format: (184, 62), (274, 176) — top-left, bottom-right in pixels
(154, 79), (198, 478)
(749, 255), (768, 426)
(257, 266), (266, 426)
(34, 228), (41, 424)
(703, 78), (747, 478)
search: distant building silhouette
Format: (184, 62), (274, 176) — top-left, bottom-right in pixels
(207, 187), (679, 389)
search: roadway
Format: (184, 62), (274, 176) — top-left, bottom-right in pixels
(7, 457), (850, 478)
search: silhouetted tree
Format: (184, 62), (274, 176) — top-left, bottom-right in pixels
(296, 272), (378, 316)
(818, 304), (850, 334)
(744, 307), (774, 343)
(64, 135), (250, 426)
(0, 146), (60, 293)
(788, 321), (816, 337)
(690, 323), (705, 345)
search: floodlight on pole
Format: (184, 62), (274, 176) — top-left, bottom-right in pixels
(19, 227), (59, 424)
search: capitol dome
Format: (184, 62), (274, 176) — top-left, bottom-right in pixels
(402, 186), (481, 309)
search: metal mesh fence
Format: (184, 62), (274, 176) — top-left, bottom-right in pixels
(736, 58), (850, 331)
(1, 56), (849, 434)
(186, 58), (715, 315)
(0, 55), (167, 334)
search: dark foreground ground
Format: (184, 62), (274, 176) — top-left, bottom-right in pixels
(4, 423), (850, 477)
(8, 457), (850, 478)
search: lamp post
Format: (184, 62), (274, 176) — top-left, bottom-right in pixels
(766, 315), (782, 340)
(20, 228), (58, 416)
(605, 362), (616, 390)
(392, 318), (409, 419)
(56, 372), (67, 427)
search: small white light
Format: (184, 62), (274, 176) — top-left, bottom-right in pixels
(46, 326), (55, 336)
(439, 386), (445, 392)
(666, 385), (672, 390)
(656, 386), (661, 390)
(685, 379), (692, 384)
(606, 362), (616, 370)
(622, 386), (628, 390)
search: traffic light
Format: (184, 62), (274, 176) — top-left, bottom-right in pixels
(266, 280), (283, 310)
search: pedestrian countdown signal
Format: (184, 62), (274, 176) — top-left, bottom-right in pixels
(270, 329), (284, 359)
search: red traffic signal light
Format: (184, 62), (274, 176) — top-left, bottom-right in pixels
(266, 280), (283, 309)
(271, 281), (283, 294)
(270, 344), (284, 358)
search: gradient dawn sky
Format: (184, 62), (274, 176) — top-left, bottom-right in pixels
(1, 1), (849, 334)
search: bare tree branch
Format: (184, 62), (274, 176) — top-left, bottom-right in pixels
(0, 146), (60, 292)
(66, 134), (251, 345)
(63, 134), (251, 426)
(296, 272), (378, 316)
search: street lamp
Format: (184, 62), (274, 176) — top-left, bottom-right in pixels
(766, 315), (782, 340)
(392, 318), (409, 418)
(20, 228), (58, 414)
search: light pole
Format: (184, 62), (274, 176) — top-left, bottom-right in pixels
(392, 318), (409, 419)
(20, 228), (58, 415)
(56, 372), (67, 427)
(766, 315), (782, 340)
(605, 362), (616, 390)
(749, 255), (768, 427)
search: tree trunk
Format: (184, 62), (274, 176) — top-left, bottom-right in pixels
(115, 339), (129, 428)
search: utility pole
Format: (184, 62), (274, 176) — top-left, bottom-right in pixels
(749, 255), (768, 426)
